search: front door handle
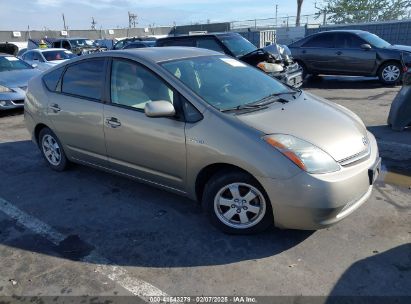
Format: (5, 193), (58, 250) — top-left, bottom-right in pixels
(49, 103), (61, 113)
(336, 51), (343, 55)
(105, 117), (121, 128)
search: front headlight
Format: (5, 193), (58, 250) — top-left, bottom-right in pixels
(257, 62), (284, 73)
(0, 85), (13, 93)
(263, 134), (340, 174)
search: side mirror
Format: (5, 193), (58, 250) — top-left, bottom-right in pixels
(144, 101), (175, 118)
(361, 44), (372, 50)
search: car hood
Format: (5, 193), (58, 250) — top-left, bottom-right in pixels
(0, 69), (41, 88)
(236, 92), (368, 162)
(386, 44), (411, 52)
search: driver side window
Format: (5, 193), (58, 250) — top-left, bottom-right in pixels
(110, 59), (174, 110)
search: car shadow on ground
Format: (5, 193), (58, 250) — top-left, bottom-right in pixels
(0, 108), (23, 118)
(0, 140), (313, 268)
(302, 75), (396, 90)
(326, 243), (411, 300)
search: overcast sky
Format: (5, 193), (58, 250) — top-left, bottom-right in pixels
(0, 0), (320, 30)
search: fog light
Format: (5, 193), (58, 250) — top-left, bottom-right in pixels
(0, 100), (9, 106)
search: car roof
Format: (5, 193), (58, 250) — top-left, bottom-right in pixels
(27, 48), (68, 53)
(100, 47), (222, 63)
(158, 32), (238, 41)
(315, 30), (369, 34)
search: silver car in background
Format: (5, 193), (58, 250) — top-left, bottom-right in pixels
(0, 53), (41, 110)
(20, 48), (76, 71)
(24, 47), (381, 234)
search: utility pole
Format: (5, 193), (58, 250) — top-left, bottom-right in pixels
(275, 4), (278, 27)
(128, 11), (138, 28)
(62, 13), (67, 31)
(91, 17), (97, 30)
(314, 2), (327, 25)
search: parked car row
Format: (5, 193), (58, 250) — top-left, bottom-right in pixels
(2, 29), (411, 112)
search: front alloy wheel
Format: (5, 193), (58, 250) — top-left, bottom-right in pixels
(203, 171), (273, 234)
(214, 183), (266, 229)
(379, 62), (401, 85)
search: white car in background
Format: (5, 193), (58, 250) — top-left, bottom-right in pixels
(20, 48), (76, 71)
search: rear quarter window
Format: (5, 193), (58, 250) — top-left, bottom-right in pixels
(43, 67), (65, 91)
(302, 33), (335, 48)
(61, 58), (105, 100)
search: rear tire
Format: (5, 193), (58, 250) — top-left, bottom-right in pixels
(39, 128), (68, 171)
(378, 62), (402, 85)
(202, 171), (273, 234)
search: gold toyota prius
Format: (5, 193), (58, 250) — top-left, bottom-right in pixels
(24, 47), (381, 234)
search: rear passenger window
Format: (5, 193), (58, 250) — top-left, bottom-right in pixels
(62, 59), (105, 100)
(335, 33), (366, 49)
(303, 34), (335, 48)
(43, 66), (64, 92)
(196, 38), (225, 53)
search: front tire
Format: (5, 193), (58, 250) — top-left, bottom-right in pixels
(202, 171), (273, 234)
(39, 128), (68, 171)
(378, 62), (402, 85)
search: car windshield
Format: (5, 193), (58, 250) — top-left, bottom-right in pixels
(161, 56), (292, 111)
(70, 39), (96, 47)
(358, 32), (391, 48)
(219, 35), (257, 57)
(42, 50), (76, 61)
(0, 56), (32, 72)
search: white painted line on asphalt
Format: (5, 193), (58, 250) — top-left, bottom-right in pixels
(377, 140), (411, 149)
(0, 197), (168, 300)
(0, 198), (66, 244)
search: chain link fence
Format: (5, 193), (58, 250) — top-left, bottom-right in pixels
(230, 9), (411, 30)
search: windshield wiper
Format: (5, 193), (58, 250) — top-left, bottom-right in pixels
(221, 90), (301, 113)
(222, 98), (284, 112)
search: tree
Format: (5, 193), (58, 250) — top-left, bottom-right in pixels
(296, 0), (304, 26)
(318, 0), (411, 24)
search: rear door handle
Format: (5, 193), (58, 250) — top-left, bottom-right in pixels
(105, 117), (121, 128)
(49, 104), (61, 113)
(336, 51), (342, 55)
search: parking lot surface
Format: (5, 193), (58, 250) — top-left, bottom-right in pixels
(0, 77), (410, 300)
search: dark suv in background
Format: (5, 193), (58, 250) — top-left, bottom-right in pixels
(156, 32), (303, 88)
(289, 30), (411, 85)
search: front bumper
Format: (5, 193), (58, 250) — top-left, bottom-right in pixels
(270, 64), (303, 88)
(258, 131), (380, 230)
(0, 87), (26, 110)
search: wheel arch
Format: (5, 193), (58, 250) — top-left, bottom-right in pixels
(194, 163), (263, 203)
(34, 123), (50, 146)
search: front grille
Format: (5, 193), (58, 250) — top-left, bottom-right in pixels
(338, 145), (371, 167)
(12, 99), (24, 104)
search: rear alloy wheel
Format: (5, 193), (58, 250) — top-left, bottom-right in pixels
(203, 171), (273, 234)
(379, 62), (402, 85)
(39, 128), (68, 171)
